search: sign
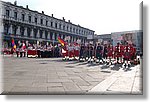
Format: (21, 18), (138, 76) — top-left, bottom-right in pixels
(89, 41), (93, 44)
(36, 41), (39, 45)
(77, 39), (81, 44)
(104, 41), (108, 44)
(87, 35), (93, 40)
(98, 39), (103, 42)
(26, 40), (29, 46)
(46, 42), (49, 46)
(65, 36), (70, 40)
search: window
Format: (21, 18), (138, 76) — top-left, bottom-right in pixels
(63, 35), (65, 40)
(70, 27), (72, 32)
(40, 30), (42, 38)
(59, 24), (61, 29)
(12, 26), (17, 35)
(29, 16), (31, 23)
(6, 10), (9, 17)
(22, 14), (25, 21)
(34, 29), (37, 38)
(45, 31), (48, 39)
(20, 27), (24, 36)
(76, 29), (78, 33)
(51, 22), (53, 27)
(40, 19), (43, 25)
(46, 20), (48, 26)
(35, 17), (37, 24)
(55, 23), (57, 28)
(67, 26), (68, 31)
(4, 24), (9, 34)
(55, 33), (57, 40)
(27, 28), (31, 37)
(50, 32), (53, 40)
(14, 12), (17, 20)
(63, 25), (65, 30)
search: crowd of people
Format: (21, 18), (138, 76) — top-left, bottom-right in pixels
(61, 41), (141, 70)
(2, 41), (62, 58)
(2, 40), (141, 70)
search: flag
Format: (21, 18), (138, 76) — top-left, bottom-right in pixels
(58, 36), (65, 46)
(11, 38), (16, 49)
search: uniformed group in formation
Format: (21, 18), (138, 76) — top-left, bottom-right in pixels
(3, 40), (140, 70)
(10, 41), (61, 58)
(61, 42), (140, 70)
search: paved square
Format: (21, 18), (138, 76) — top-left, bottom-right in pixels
(2, 56), (116, 94)
(1, 56), (142, 95)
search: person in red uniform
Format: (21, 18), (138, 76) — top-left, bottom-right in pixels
(122, 42), (131, 70)
(106, 44), (113, 65)
(62, 43), (68, 60)
(74, 42), (80, 60)
(129, 44), (138, 65)
(68, 43), (74, 60)
(114, 42), (123, 64)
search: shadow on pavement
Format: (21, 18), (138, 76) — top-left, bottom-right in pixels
(65, 66), (75, 68)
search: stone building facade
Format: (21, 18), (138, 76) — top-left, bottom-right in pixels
(0, 1), (94, 47)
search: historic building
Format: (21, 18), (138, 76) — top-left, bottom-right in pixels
(97, 34), (111, 44)
(0, 1), (94, 47)
(111, 30), (143, 53)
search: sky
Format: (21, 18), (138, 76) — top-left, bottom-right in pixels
(2, 0), (142, 34)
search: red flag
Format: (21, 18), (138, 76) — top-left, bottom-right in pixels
(58, 37), (66, 46)
(11, 38), (16, 49)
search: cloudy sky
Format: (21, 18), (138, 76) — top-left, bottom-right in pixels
(3, 0), (142, 34)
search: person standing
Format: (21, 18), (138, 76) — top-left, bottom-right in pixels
(103, 44), (108, 62)
(106, 44), (113, 65)
(16, 46), (20, 57)
(74, 42), (80, 60)
(88, 43), (94, 63)
(96, 43), (103, 63)
(114, 42), (123, 64)
(122, 42), (131, 70)
(79, 44), (85, 61)
(22, 41), (26, 57)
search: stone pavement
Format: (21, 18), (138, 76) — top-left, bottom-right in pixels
(1, 55), (142, 95)
(88, 64), (143, 95)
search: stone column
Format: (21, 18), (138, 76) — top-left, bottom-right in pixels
(37, 29), (40, 38)
(47, 32), (50, 40)
(30, 29), (34, 38)
(42, 30), (45, 39)
(24, 27), (27, 37)
(16, 26), (20, 35)
(8, 24), (13, 34)
(52, 33), (55, 40)
(0, 23), (4, 33)
(61, 34), (63, 39)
